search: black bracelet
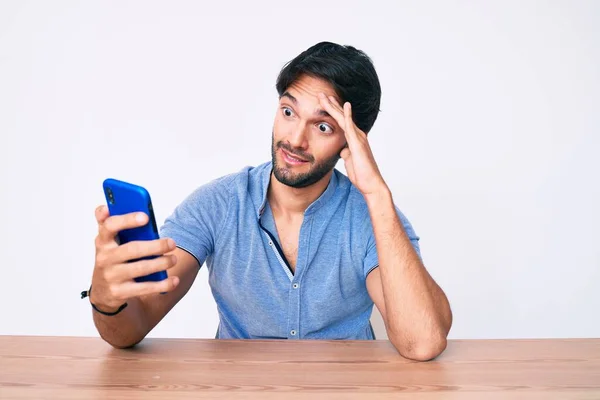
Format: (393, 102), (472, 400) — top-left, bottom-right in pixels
(81, 286), (128, 316)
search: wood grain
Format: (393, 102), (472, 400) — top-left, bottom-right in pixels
(1, 336), (599, 399)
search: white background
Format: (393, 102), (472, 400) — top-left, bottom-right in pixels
(1, 1), (598, 340)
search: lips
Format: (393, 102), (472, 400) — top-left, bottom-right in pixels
(281, 148), (309, 164)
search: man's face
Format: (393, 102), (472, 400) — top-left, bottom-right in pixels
(271, 75), (347, 188)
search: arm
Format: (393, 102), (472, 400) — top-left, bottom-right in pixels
(90, 175), (228, 348)
(364, 189), (452, 361)
(316, 94), (451, 361)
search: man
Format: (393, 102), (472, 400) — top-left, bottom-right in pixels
(87, 42), (452, 361)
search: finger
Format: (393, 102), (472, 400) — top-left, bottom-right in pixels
(118, 276), (180, 298)
(340, 147), (351, 160)
(112, 238), (176, 264)
(98, 212), (149, 244)
(115, 254), (178, 281)
(329, 96), (364, 142)
(318, 93), (346, 129)
(327, 95), (345, 115)
(318, 93), (359, 146)
(116, 254), (177, 281)
(343, 102), (360, 142)
(95, 205), (110, 225)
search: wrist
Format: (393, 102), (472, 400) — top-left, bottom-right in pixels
(364, 185), (393, 208)
(90, 293), (121, 312)
(91, 302), (128, 316)
(82, 285), (128, 316)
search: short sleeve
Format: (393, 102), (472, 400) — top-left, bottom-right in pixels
(159, 176), (232, 267)
(363, 205), (422, 278)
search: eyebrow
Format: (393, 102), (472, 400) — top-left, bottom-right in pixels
(280, 91), (332, 118)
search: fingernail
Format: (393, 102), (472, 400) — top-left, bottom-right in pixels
(168, 238), (176, 249)
(136, 213), (147, 223)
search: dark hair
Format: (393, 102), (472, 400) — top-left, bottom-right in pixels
(275, 41), (382, 134)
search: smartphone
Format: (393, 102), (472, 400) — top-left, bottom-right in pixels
(102, 178), (168, 283)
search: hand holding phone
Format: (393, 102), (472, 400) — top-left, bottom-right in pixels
(103, 179), (169, 282)
(89, 180), (179, 312)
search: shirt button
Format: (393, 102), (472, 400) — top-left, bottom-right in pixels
(290, 330), (297, 336)
(292, 283), (299, 289)
(268, 241), (273, 246)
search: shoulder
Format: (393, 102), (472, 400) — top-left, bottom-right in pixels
(186, 162), (268, 200)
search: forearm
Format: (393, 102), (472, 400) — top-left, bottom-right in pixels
(366, 188), (451, 357)
(91, 297), (151, 349)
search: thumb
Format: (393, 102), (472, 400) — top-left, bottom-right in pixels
(95, 205), (110, 224)
(340, 147), (351, 161)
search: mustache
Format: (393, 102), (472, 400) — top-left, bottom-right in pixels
(277, 142), (314, 162)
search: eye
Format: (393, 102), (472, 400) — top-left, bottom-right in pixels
(317, 123), (333, 134)
(282, 107), (294, 117)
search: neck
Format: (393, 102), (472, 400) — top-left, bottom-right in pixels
(267, 170), (333, 217)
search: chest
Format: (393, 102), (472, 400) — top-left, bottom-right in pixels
(206, 201), (372, 314)
(273, 218), (302, 272)
(206, 210), (373, 339)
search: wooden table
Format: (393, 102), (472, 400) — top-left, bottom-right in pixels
(1, 336), (599, 399)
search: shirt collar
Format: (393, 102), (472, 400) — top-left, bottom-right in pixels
(254, 161), (339, 219)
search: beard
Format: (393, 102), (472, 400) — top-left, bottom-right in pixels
(271, 134), (341, 189)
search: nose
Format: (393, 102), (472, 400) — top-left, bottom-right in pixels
(288, 122), (309, 150)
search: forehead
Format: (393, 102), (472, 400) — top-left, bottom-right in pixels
(283, 75), (339, 103)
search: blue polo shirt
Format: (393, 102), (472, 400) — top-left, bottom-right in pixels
(159, 161), (421, 340)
